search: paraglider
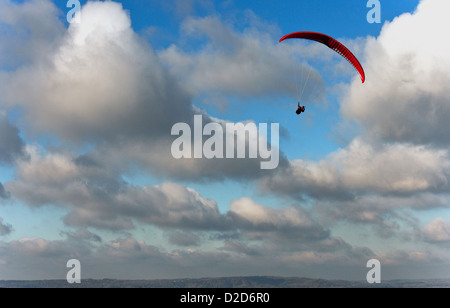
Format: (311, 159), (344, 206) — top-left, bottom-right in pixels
(296, 103), (305, 115)
(279, 31), (365, 115)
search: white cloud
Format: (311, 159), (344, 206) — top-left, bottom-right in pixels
(260, 138), (450, 199)
(342, 0), (450, 145)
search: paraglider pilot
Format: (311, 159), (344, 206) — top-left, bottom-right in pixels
(296, 103), (305, 115)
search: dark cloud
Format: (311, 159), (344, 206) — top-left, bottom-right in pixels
(8, 154), (226, 231)
(0, 182), (10, 199)
(0, 112), (25, 165)
(62, 228), (103, 243)
(0, 217), (13, 235)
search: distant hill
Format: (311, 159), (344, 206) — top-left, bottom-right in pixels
(1, 276), (449, 288)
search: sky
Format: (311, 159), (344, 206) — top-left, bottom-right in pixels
(0, 0), (450, 282)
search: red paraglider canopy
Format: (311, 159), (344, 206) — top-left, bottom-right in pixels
(279, 31), (365, 83)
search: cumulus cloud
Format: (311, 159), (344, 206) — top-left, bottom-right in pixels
(158, 13), (324, 103)
(6, 146), (226, 230)
(84, 114), (289, 181)
(258, 136), (450, 237)
(6, 147), (318, 238)
(260, 138), (450, 200)
(342, 0), (450, 145)
(0, 1), (192, 143)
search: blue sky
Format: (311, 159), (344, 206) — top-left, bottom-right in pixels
(1, 0), (450, 282)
